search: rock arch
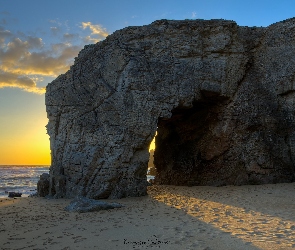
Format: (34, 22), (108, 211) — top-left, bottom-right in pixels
(44, 18), (295, 199)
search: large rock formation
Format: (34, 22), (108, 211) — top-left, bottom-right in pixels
(44, 18), (295, 199)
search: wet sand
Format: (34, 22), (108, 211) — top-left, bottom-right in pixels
(1, 183), (295, 250)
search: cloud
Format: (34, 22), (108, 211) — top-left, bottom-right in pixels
(81, 22), (108, 37)
(0, 21), (108, 94)
(0, 70), (34, 87)
(0, 26), (12, 46)
(81, 22), (108, 43)
(0, 37), (29, 64)
(63, 33), (79, 42)
(0, 31), (79, 93)
(0, 36), (45, 67)
(51, 42), (71, 53)
(0, 69), (45, 94)
(0, 37), (81, 76)
(49, 19), (62, 26)
(192, 11), (197, 18)
(83, 35), (101, 44)
(26, 36), (44, 49)
(17, 45), (81, 75)
(50, 26), (61, 36)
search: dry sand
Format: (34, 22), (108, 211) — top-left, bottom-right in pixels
(1, 183), (295, 250)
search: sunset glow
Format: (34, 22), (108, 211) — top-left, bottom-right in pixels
(1, 1), (295, 165)
(0, 111), (50, 165)
(149, 134), (156, 151)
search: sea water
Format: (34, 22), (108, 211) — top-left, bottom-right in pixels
(0, 165), (50, 198)
(0, 165), (154, 198)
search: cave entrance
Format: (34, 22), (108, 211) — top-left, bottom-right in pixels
(151, 98), (230, 187)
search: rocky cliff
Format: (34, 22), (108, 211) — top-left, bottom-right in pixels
(43, 18), (295, 199)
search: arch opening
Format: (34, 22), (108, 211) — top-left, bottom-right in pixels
(152, 98), (232, 187)
(146, 132), (156, 184)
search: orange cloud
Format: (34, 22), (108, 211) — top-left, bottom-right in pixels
(0, 36), (80, 75)
(0, 69), (45, 94)
(16, 45), (81, 75)
(0, 21), (108, 94)
(0, 34), (79, 93)
(81, 21), (108, 43)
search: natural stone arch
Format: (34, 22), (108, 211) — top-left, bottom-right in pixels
(43, 18), (295, 199)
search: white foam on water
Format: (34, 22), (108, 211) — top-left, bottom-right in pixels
(0, 166), (49, 198)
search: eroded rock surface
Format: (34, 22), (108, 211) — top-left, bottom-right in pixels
(44, 18), (295, 199)
(64, 197), (123, 212)
(37, 173), (50, 197)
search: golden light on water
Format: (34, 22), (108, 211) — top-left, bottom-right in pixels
(150, 185), (295, 250)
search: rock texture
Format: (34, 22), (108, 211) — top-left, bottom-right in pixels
(37, 173), (50, 197)
(64, 197), (123, 213)
(44, 18), (295, 199)
(8, 192), (22, 198)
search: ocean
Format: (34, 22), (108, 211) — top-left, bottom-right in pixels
(0, 165), (50, 198)
(0, 165), (155, 198)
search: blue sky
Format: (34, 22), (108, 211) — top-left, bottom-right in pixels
(0, 0), (295, 164)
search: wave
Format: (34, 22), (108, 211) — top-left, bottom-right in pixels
(0, 175), (45, 180)
(0, 165), (50, 168)
(0, 165), (50, 171)
(0, 167), (49, 198)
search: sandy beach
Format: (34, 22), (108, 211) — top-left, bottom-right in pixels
(1, 183), (295, 250)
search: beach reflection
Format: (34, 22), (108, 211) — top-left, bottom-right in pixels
(149, 185), (295, 250)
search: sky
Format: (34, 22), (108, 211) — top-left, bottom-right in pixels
(0, 0), (294, 165)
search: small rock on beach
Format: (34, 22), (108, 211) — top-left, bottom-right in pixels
(64, 197), (123, 213)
